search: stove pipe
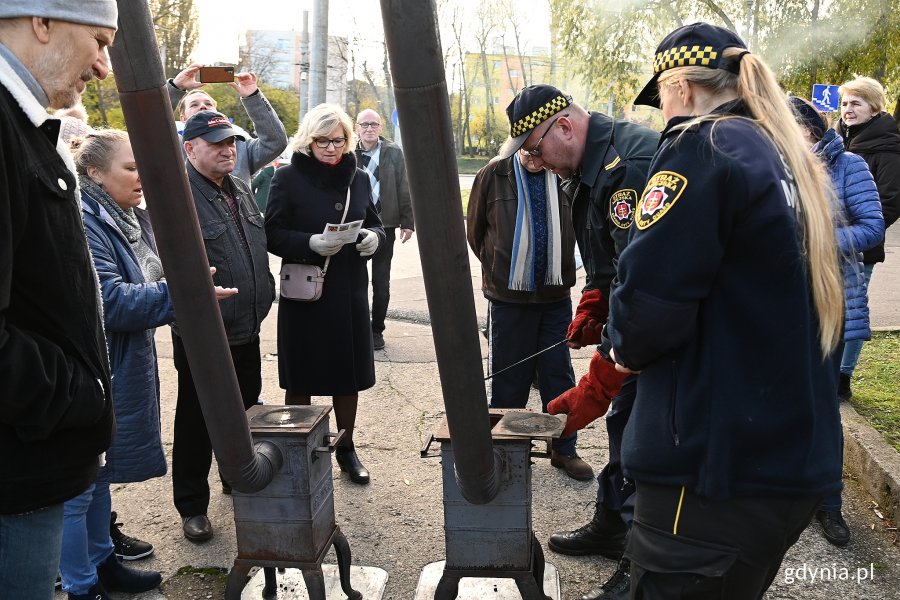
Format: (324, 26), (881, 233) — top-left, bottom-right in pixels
(108, 1), (282, 492)
(379, 0), (501, 505)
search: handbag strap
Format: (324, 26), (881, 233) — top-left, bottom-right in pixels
(322, 189), (352, 275)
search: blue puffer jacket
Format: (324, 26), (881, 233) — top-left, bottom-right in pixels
(815, 129), (885, 342)
(82, 192), (176, 483)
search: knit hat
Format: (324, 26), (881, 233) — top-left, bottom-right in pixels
(498, 84), (573, 159)
(789, 96), (828, 142)
(635, 22), (747, 108)
(58, 115), (94, 143)
(0, 1), (118, 29)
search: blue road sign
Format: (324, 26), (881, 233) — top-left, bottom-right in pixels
(812, 84), (840, 112)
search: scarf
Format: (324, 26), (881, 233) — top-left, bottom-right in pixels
(359, 141), (381, 205)
(509, 159), (562, 291)
(82, 178), (141, 243)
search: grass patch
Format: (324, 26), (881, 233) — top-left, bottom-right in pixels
(850, 330), (900, 451)
(457, 156), (490, 174)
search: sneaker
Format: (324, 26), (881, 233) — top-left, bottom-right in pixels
(373, 331), (385, 350)
(110, 511), (154, 561)
(816, 509), (851, 547)
(67, 581), (111, 600)
(550, 450), (594, 481)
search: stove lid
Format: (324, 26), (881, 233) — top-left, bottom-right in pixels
(247, 405), (331, 435)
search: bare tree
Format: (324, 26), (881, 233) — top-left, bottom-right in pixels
(238, 33), (282, 82)
(474, 0), (498, 141)
(150, 0), (199, 78)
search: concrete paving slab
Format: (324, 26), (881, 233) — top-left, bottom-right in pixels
(413, 560), (560, 600)
(242, 565), (388, 599)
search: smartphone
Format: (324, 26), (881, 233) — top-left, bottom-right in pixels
(198, 66), (235, 83)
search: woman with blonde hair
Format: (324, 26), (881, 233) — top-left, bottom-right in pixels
(605, 23), (844, 599)
(835, 76), (900, 400)
(265, 103), (384, 484)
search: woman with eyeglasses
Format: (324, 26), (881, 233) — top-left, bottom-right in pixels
(265, 103), (384, 484)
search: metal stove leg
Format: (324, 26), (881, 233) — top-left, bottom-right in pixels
(531, 533), (550, 599)
(515, 576), (548, 600)
(434, 571), (460, 600)
(301, 568), (327, 600)
(224, 561), (252, 600)
(332, 526), (362, 600)
(262, 567), (278, 599)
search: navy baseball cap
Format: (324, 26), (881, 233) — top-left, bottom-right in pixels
(634, 22), (748, 108)
(182, 110), (247, 143)
(498, 84), (572, 159)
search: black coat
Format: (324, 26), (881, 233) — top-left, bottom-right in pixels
(265, 151), (384, 395)
(837, 112), (900, 264)
(0, 73), (113, 513)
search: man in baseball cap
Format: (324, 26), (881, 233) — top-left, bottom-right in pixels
(0, 1), (118, 597)
(497, 83), (660, 598)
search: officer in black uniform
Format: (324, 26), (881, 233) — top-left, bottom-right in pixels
(498, 85), (659, 599)
(606, 23), (844, 599)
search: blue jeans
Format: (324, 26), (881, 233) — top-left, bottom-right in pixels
(840, 263), (875, 376)
(487, 298), (577, 454)
(0, 503), (64, 600)
(60, 482), (115, 594)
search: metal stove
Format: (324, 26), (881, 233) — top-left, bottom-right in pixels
(225, 405), (361, 600)
(422, 409), (564, 600)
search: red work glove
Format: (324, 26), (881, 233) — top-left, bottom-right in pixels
(567, 289), (609, 349)
(548, 352), (628, 437)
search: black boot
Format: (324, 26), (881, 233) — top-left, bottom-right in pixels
(96, 552), (162, 593)
(68, 582), (111, 600)
(838, 373), (852, 401)
(583, 559), (631, 600)
(335, 445), (370, 484)
(548, 504), (627, 558)
(816, 510), (851, 546)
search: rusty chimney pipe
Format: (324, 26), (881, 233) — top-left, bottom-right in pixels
(379, 0), (501, 504)
(109, 1), (282, 492)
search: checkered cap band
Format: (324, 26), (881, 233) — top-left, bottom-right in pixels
(510, 95), (570, 137)
(654, 45), (719, 74)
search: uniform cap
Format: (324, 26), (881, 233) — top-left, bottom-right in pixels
(182, 110), (247, 143)
(499, 84), (572, 159)
(635, 22), (747, 108)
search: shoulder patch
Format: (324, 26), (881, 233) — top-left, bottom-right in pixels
(635, 171), (688, 230)
(609, 189), (637, 229)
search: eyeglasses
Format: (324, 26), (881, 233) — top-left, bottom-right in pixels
(357, 122), (381, 129)
(313, 137), (347, 149)
(521, 116), (560, 157)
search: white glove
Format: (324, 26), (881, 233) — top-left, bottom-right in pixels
(356, 229), (379, 257)
(309, 234), (343, 257)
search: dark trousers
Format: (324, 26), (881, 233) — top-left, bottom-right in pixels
(596, 376), (637, 525)
(370, 227), (396, 333)
(171, 332), (261, 518)
(821, 342), (845, 512)
(487, 298), (576, 454)
(627, 483), (820, 599)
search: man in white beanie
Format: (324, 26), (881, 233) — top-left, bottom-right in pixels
(0, 2), (119, 597)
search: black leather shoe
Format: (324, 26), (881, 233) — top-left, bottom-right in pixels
(838, 373), (852, 401)
(816, 510), (851, 546)
(582, 559), (630, 600)
(548, 504), (627, 558)
(182, 514), (214, 543)
(96, 553), (161, 593)
(335, 448), (370, 484)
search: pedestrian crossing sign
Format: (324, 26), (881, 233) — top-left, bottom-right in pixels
(812, 84), (840, 112)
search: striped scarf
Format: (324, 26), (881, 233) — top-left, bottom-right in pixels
(508, 159), (562, 291)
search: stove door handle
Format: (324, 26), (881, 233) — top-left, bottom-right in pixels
(314, 429), (347, 456)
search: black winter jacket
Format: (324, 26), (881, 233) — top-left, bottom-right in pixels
(608, 101), (842, 501)
(837, 112), (900, 264)
(0, 65), (113, 514)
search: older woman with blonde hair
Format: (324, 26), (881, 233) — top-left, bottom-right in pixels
(265, 103), (384, 484)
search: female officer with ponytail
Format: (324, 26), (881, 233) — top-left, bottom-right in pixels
(606, 23), (845, 599)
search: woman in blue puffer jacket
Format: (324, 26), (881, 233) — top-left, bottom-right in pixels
(791, 97), (884, 549)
